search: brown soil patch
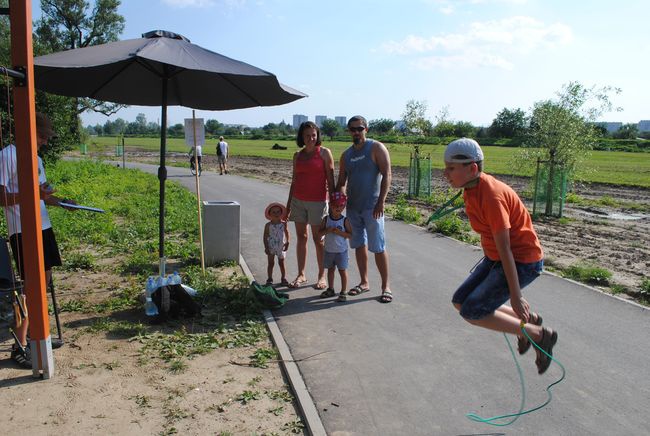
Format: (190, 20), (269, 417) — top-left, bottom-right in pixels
(0, 262), (304, 435)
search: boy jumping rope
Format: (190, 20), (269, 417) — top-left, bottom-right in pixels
(318, 192), (352, 302)
(443, 138), (558, 374)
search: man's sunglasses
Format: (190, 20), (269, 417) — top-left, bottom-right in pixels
(349, 126), (365, 132)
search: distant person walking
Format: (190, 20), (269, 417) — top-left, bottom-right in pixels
(337, 115), (392, 303)
(189, 144), (202, 174)
(285, 121), (336, 290)
(217, 136), (229, 175)
(442, 137), (558, 374)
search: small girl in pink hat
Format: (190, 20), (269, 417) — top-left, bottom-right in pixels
(263, 202), (290, 286)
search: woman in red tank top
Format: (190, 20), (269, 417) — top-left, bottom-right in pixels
(285, 121), (336, 289)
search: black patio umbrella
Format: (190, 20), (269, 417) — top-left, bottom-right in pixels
(33, 30), (306, 269)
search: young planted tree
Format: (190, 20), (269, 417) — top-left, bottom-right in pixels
(523, 81), (620, 215)
(401, 100), (433, 197)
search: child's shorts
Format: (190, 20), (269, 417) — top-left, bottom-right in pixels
(452, 257), (543, 320)
(323, 250), (349, 270)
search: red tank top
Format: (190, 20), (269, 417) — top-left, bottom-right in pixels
(293, 146), (327, 201)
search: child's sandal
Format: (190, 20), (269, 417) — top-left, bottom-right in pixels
(337, 292), (347, 302)
(319, 288), (336, 298)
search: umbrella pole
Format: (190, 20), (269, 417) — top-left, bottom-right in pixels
(158, 78), (168, 276)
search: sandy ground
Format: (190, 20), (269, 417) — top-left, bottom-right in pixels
(0, 264), (304, 435)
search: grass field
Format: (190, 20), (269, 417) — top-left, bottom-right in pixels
(86, 136), (650, 187)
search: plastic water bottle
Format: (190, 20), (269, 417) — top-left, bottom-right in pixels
(145, 295), (158, 316)
(181, 283), (197, 297)
(171, 271), (181, 285)
(146, 277), (155, 293)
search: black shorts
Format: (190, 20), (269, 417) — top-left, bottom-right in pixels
(9, 228), (62, 279)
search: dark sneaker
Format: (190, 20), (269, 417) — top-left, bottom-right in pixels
(535, 327), (558, 375)
(11, 344), (32, 368)
(518, 312), (543, 355)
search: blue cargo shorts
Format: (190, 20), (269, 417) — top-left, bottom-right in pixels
(346, 208), (385, 253)
(452, 257), (543, 320)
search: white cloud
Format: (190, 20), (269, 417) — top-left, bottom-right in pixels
(380, 16), (572, 70)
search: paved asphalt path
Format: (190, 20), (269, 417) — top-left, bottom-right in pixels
(128, 162), (649, 435)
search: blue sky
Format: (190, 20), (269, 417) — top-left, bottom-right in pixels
(34, 0), (649, 128)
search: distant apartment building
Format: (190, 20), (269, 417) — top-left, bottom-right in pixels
(292, 114), (308, 129)
(597, 122), (623, 133)
(335, 116), (347, 127)
(638, 120), (650, 132)
(315, 115), (327, 127)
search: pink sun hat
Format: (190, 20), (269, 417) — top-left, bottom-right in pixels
(265, 202), (287, 220)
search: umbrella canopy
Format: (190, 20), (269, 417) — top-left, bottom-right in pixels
(33, 30), (306, 267)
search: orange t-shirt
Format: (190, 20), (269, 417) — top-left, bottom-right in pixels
(463, 173), (543, 263)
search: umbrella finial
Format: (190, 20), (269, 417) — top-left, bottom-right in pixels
(142, 30), (190, 42)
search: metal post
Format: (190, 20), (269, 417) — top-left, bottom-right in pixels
(158, 75), (168, 273)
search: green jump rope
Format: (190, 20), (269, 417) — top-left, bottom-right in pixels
(465, 322), (566, 426)
(426, 195), (566, 426)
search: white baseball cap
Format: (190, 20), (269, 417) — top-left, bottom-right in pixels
(444, 138), (484, 163)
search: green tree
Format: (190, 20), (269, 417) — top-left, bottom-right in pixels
(613, 123), (638, 139)
(167, 123), (184, 136)
(320, 119), (340, 140)
(453, 121), (477, 138)
(33, 0), (127, 148)
(488, 107), (528, 138)
(368, 118), (395, 135)
(402, 100), (431, 138)
(431, 106), (454, 137)
(205, 119), (224, 135)
(523, 81), (620, 215)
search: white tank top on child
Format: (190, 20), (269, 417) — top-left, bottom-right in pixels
(324, 214), (348, 253)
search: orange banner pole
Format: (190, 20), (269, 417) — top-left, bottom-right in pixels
(10, 0), (54, 378)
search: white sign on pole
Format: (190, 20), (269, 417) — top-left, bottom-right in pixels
(184, 118), (205, 146)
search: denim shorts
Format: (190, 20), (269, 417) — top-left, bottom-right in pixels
(323, 250), (349, 270)
(347, 208), (385, 253)
(452, 257), (543, 320)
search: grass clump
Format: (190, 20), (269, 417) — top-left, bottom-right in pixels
(387, 194), (420, 224)
(562, 262), (612, 286)
(62, 251), (97, 271)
